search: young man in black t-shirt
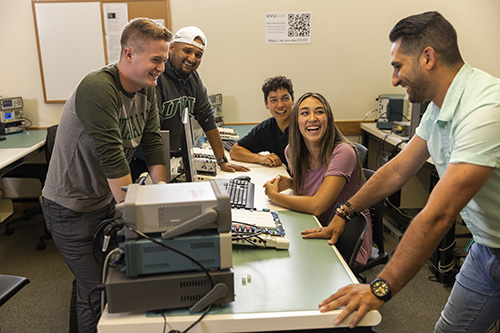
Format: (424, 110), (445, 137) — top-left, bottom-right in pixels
(230, 76), (294, 169)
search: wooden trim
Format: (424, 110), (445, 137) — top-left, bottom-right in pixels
(30, 120), (376, 134)
(223, 122), (259, 126)
(224, 120), (376, 136)
(337, 120), (376, 136)
(31, 1), (48, 104)
(26, 127), (48, 130)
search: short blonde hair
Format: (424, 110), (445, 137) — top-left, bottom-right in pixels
(120, 18), (173, 54)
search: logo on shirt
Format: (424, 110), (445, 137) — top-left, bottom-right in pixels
(119, 111), (147, 160)
(160, 96), (196, 120)
(120, 112), (146, 141)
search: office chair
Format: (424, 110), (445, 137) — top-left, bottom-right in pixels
(335, 208), (369, 268)
(352, 142), (368, 168)
(353, 168), (389, 282)
(0, 274), (30, 307)
(2, 125), (58, 250)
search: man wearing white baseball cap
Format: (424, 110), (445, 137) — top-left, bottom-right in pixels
(130, 26), (248, 177)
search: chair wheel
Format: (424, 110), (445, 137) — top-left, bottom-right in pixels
(37, 242), (46, 250)
(5, 227), (14, 236)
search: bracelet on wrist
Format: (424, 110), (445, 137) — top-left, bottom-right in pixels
(335, 207), (351, 222)
(343, 201), (358, 217)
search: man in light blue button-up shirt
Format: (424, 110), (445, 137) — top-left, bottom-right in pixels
(302, 11), (500, 331)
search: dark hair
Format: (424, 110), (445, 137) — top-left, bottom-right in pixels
(389, 11), (463, 65)
(120, 18), (173, 54)
(262, 76), (294, 102)
(288, 92), (364, 192)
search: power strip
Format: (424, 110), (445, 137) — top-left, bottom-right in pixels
(232, 233), (289, 250)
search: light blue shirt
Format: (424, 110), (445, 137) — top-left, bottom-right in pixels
(416, 63), (500, 248)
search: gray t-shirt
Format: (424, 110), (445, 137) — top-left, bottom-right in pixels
(42, 65), (165, 212)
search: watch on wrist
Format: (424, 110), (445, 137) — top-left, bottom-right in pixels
(370, 278), (392, 302)
(216, 155), (228, 166)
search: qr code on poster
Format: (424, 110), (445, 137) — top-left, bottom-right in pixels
(287, 13), (311, 37)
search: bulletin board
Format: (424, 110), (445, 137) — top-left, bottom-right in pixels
(32, 0), (171, 104)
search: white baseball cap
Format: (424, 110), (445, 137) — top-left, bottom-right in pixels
(173, 26), (207, 52)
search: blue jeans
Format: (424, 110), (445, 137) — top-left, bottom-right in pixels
(435, 242), (500, 332)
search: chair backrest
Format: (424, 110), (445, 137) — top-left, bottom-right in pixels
(334, 210), (369, 268)
(45, 125), (58, 164)
(363, 168), (386, 254)
(352, 142), (368, 168)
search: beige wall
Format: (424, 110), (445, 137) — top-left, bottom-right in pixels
(2, 0), (500, 127)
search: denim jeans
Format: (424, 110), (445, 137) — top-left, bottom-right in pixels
(435, 242), (500, 332)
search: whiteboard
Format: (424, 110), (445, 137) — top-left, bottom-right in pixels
(34, 2), (106, 103)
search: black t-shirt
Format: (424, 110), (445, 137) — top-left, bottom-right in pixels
(237, 117), (289, 169)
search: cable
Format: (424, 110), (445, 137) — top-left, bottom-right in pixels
(362, 109), (378, 122)
(385, 197), (415, 220)
(426, 260), (457, 285)
(124, 225), (215, 333)
(233, 233), (268, 248)
(181, 304), (212, 333)
(438, 239), (457, 253)
(358, 108), (378, 144)
(161, 312), (167, 333)
(24, 117), (34, 128)
(391, 138), (409, 159)
(376, 111), (409, 122)
(170, 171), (186, 183)
(101, 247), (124, 312)
(375, 130), (393, 168)
(231, 221), (272, 248)
(92, 217), (122, 264)
(88, 284), (105, 324)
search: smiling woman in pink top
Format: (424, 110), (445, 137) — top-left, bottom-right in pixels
(264, 92), (371, 266)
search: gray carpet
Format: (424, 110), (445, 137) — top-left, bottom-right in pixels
(0, 213), (72, 333)
(0, 212), (472, 333)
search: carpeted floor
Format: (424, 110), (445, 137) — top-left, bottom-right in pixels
(0, 214), (72, 333)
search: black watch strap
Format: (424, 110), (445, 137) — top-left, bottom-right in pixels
(216, 155), (228, 165)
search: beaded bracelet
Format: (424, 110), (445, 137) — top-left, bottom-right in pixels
(343, 201), (358, 217)
(335, 206), (352, 221)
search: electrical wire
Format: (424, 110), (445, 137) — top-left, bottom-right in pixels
(438, 239), (457, 253)
(92, 217), (121, 264)
(376, 110), (409, 122)
(426, 260), (457, 286)
(124, 225), (215, 333)
(375, 130), (393, 169)
(170, 171), (186, 183)
(100, 247), (124, 312)
(357, 108), (378, 143)
(385, 197), (415, 220)
(88, 284), (105, 324)
(24, 117), (34, 128)
(231, 222), (270, 248)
